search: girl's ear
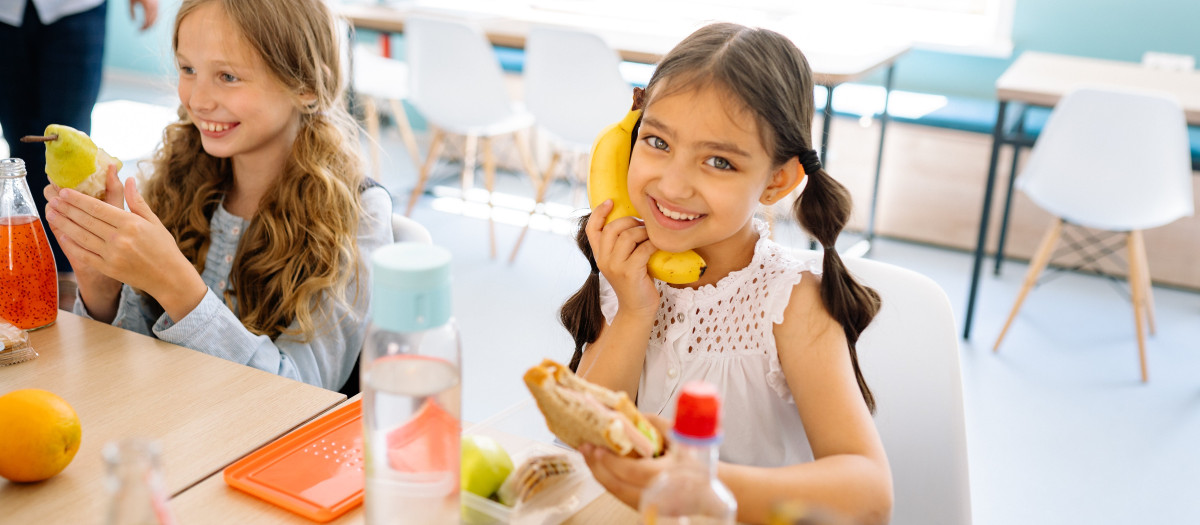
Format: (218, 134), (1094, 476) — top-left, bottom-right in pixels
(760, 156), (805, 205)
(297, 90), (318, 109)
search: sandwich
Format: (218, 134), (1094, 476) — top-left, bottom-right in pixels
(496, 453), (575, 506)
(523, 359), (664, 458)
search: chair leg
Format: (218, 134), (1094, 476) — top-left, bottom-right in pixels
(405, 127), (445, 216)
(509, 149), (560, 263)
(1133, 230), (1157, 335)
(479, 136), (496, 259)
(513, 128), (544, 194)
(362, 96), (382, 182)
(1127, 230), (1149, 382)
(385, 98), (422, 171)
(994, 218), (1063, 352)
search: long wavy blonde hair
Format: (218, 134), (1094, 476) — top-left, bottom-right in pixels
(146, 0), (366, 341)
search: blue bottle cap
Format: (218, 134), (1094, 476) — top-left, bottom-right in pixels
(370, 243), (453, 333)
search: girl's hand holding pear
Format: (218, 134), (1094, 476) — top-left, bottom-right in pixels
(43, 163), (126, 322)
(46, 173), (206, 323)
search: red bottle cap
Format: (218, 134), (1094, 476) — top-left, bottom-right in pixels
(673, 381), (721, 440)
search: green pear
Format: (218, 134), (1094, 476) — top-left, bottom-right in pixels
(460, 435), (513, 499)
(25, 124), (122, 199)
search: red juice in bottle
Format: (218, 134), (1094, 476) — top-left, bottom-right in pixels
(0, 216), (58, 330)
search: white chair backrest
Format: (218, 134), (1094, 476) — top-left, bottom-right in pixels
(404, 15), (515, 130)
(392, 213), (432, 244)
(794, 252), (972, 525)
(1017, 86), (1193, 231)
(523, 26), (632, 148)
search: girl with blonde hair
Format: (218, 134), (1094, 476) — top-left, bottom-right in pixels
(43, 0), (391, 391)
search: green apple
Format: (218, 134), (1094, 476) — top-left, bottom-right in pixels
(461, 435), (513, 498)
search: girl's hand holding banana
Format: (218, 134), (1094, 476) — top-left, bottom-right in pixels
(585, 200), (661, 320)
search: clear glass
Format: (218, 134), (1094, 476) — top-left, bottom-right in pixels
(103, 439), (175, 525)
(0, 158), (57, 330)
(639, 436), (737, 525)
(361, 320), (462, 525)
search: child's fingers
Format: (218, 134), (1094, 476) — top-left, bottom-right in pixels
(124, 178), (161, 225)
(44, 202), (107, 256)
(629, 236), (658, 268)
(611, 224), (649, 258)
(43, 183), (62, 202)
(103, 165), (125, 209)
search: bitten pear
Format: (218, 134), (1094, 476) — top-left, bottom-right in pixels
(21, 124), (121, 199)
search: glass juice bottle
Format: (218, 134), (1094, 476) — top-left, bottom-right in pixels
(361, 242), (462, 525)
(0, 158), (57, 330)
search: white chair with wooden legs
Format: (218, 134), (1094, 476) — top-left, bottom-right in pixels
(992, 87), (1193, 382)
(353, 46), (422, 179)
(337, 21), (422, 181)
(508, 26), (632, 262)
(403, 15), (541, 259)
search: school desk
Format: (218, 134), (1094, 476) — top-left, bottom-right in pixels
(0, 310), (345, 524)
(168, 393), (639, 524)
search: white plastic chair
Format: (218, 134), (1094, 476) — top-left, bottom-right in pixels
(392, 213), (433, 244)
(508, 26), (633, 262)
(337, 20), (422, 180)
(993, 87), (1193, 382)
(817, 253), (973, 525)
(403, 15), (541, 258)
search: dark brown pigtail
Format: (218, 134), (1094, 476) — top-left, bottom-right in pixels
(559, 214), (604, 372)
(795, 170), (882, 413)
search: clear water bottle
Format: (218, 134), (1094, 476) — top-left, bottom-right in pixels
(103, 439), (175, 525)
(639, 381), (737, 525)
(361, 243), (462, 525)
(0, 158), (58, 330)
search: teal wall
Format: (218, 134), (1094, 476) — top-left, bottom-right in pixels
(103, 0), (178, 77)
(884, 0), (1200, 98)
(103, 0), (1200, 100)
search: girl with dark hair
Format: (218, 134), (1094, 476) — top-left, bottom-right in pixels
(561, 23), (892, 524)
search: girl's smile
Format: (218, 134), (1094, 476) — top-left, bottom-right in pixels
(196, 118), (239, 137)
(649, 196), (706, 229)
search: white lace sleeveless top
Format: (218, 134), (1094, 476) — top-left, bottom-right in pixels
(598, 220), (821, 466)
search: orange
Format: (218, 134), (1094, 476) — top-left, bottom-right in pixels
(0, 389), (82, 482)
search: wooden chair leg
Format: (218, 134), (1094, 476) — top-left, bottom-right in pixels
(1128, 230), (1149, 382)
(1133, 230), (1156, 335)
(513, 128), (544, 194)
(480, 136), (496, 259)
(994, 218), (1064, 352)
(385, 98), (422, 171)
(362, 97), (382, 182)
(405, 128), (445, 216)
(509, 149), (560, 263)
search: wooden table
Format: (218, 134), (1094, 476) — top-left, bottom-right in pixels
(169, 394), (638, 523)
(961, 51), (1200, 339)
(0, 311), (345, 523)
(338, 0), (910, 253)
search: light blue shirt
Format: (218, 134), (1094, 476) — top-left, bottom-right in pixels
(0, 0), (105, 26)
(74, 187), (394, 390)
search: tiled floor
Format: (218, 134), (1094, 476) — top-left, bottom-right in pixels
(68, 73), (1200, 524)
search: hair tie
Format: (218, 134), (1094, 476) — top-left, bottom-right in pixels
(631, 87), (646, 111)
(799, 149), (822, 175)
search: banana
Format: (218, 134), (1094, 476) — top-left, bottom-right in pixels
(587, 109), (707, 285)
